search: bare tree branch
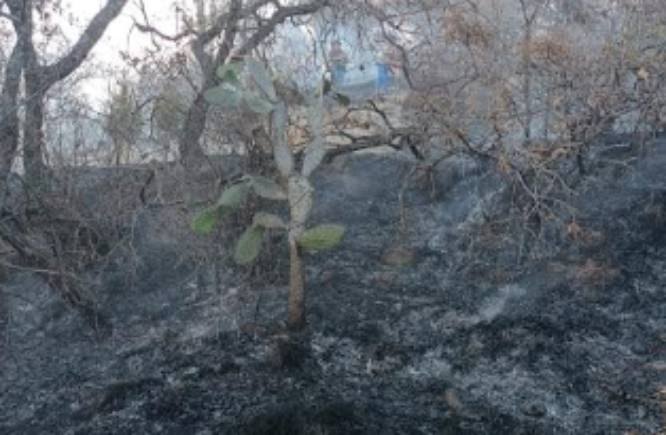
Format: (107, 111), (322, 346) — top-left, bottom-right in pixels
(43, 0), (129, 86)
(133, 0), (193, 43)
(236, 0), (329, 56)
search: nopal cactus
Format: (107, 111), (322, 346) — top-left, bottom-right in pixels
(192, 58), (345, 331)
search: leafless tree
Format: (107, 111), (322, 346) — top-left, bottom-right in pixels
(0, 0), (129, 337)
(0, 0), (129, 187)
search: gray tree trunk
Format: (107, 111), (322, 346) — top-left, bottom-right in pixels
(178, 90), (209, 167)
(23, 53), (47, 187)
(0, 43), (22, 179)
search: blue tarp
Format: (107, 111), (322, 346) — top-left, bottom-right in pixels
(332, 64), (347, 85)
(376, 63), (392, 92)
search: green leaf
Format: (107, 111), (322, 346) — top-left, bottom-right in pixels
(216, 62), (242, 84)
(249, 175), (287, 200)
(246, 58), (277, 101)
(297, 224), (345, 253)
(234, 226), (265, 264)
(243, 92), (275, 115)
(252, 212), (287, 229)
(204, 84), (242, 108)
(216, 182), (250, 209)
(191, 208), (219, 235)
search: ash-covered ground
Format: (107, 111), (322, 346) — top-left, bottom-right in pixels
(1, 140), (665, 434)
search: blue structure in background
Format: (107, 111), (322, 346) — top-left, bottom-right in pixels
(375, 62), (392, 92)
(326, 38), (400, 99)
(329, 40), (349, 87)
(332, 63), (347, 85)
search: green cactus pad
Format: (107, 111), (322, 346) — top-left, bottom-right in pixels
(302, 141), (326, 177)
(234, 226), (265, 264)
(288, 176), (314, 231)
(272, 103), (294, 177)
(204, 84), (242, 108)
(244, 92), (275, 114)
(217, 182), (250, 209)
(246, 58), (277, 101)
(252, 212), (287, 229)
(297, 224), (345, 253)
(250, 176), (287, 200)
(191, 208), (219, 235)
(216, 62), (242, 84)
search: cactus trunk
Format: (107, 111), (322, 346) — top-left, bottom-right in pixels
(287, 238), (306, 330)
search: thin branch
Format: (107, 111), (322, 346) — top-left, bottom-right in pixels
(208, 0), (243, 75)
(236, 0), (329, 57)
(0, 10), (18, 23)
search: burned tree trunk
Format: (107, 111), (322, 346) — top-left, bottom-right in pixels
(23, 62), (48, 188)
(178, 91), (210, 167)
(0, 34), (23, 182)
(0, 55), (21, 175)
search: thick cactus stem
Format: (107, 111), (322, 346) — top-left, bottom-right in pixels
(287, 238), (306, 330)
